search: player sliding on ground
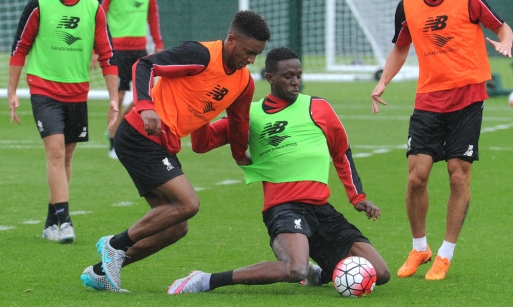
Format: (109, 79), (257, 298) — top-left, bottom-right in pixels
(168, 47), (390, 294)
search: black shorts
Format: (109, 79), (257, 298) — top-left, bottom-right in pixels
(31, 95), (88, 143)
(113, 50), (148, 91)
(114, 119), (184, 196)
(263, 202), (370, 281)
(407, 102), (483, 163)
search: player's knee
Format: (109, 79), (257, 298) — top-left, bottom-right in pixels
(376, 267), (391, 285)
(408, 173), (428, 191)
(286, 263), (309, 282)
(181, 197), (200, 219)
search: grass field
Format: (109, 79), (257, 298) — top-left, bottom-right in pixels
(1, 57), (513, 306)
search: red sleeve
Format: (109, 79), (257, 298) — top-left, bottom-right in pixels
(469, 0), (504, 29)
(9, 4), (39, 66)
(100, 0), (111, 13)
(94, 5), (117, 76)
(311, 98), (366, 205)
(148, 0), (164, 49)
(191, 117), (230, 153)
(225, 77), (253, 161)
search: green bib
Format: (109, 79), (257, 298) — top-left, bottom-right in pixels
(241, 94), (330, 185)
(27, 0), (97, 82)
(107, 0), (149, 38)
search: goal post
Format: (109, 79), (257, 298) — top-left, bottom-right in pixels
(240, 0), (419, 82)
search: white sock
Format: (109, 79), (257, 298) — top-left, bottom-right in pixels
(437, 241), (455, 261)
(413, 236), (427, 252)
(202, 273), (212, 291)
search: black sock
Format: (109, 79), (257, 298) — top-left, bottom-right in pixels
(54, 202), (72, 226)
(209, 271), (234, 290)
(110, 138), (114, 150)
(93, 263), (105, 275)
(109, 230), (135, 252)
(44, 203), (58, 228)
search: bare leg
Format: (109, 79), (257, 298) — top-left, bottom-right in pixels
(445, 158), (472, 243)
(348, 241), (390, 285)
(43, 134), (76, 203)
(126, 175), (199, 243)
(123, 102), (134, 116)
(231, 233), (310, 284)
(405, 154), (433, 238)
(123, 221), (188, 266)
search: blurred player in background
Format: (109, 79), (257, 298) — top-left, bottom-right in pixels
(8, 0), (118, 244)
(98, 0), (164, 159)
(371, 0), (513, 280)
(80, 10), (271, 292)
(168, 47), (390, 294)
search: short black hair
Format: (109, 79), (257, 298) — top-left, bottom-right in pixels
(230, 10), (271, 42)
(265, 47), (299, 74)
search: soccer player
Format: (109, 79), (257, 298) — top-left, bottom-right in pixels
(80, 10), (271, 292)
(99, 0), (164, 159)
(8, 0), (118, 244)
(167, 47), (390, 294)
(371, 0), (513, 280)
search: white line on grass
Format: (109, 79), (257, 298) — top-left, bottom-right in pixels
(112, 201), (135, 207)
(0, 226), (16, 231)
(216, 179), (242, 185)
(70, 211), (93, 215)
(22, 220), (41, 224)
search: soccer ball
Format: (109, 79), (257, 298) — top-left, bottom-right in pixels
(332, 256), (377, 298)
(509, 91), (513, 107)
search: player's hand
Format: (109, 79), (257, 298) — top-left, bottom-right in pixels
(107, 99), (119, 130)
(371, 83), (388, 114)
(90, 53), (100, 71)
(236, 152), (252, 166)
(141, 109), (162, 136)
(486, 37), (512, 58)
(354, 200), (381, 221)
(8, 93), (21, 124)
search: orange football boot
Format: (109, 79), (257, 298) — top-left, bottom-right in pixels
(425, 256), (451, 280)
(397, 245), (432, 277)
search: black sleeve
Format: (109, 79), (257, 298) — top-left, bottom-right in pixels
(133, 41), (211, 103)
(392, 0), (405, 43)
(11, 0), (39, 54)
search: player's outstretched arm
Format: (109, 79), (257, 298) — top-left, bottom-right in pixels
(486, 22), (513, 58)
(354, 200), (381, 221)
(371, 44), (410, 113)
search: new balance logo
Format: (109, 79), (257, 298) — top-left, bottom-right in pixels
(424, 34), (453, 47)
(463, 145), (474, 157)
(56, 31), (82, 45)
(423, 15), (448, 32)
(206, 85), (229, 101)
(134, 1), (143, 8)
(57, 16), (80, 29)
(294, 219), (302, 229)
(163, 158), (174, 171)
(423, 15), (453, 47)
(202, 101), (215, 113)
(79, 127), (87, 138)
(259, 121), (290, 147)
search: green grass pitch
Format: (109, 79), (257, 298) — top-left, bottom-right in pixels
(0, 57), (512, 306)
